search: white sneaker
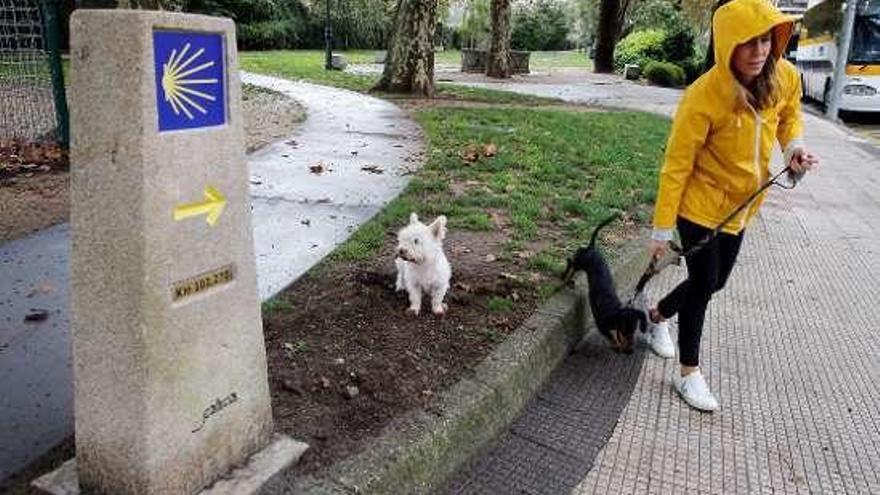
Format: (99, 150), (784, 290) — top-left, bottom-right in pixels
(673, 370), (719, 412)
(647, 320), (675, 359)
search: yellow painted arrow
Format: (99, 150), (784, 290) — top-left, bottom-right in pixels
(173, 186), (226, 226)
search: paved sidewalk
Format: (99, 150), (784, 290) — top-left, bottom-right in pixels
(0, 74), (423, 483)
(449, 71), (683, 117)
(242, 72), (423, 299)
(438, 80), (880, 494)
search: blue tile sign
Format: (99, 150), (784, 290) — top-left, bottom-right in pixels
(153, 31), (226, 132)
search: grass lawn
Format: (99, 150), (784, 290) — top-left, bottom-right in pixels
(255, 106), (670, 474)
(329, 107), (669, 279)
(241, 49), (668, 295)
(434, 49), (594, 70)
(240, 50), (562, 105)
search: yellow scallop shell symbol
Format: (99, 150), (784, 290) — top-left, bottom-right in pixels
(160, 42), (219, 120)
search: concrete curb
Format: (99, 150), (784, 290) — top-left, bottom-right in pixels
(262, 237), (651, 495)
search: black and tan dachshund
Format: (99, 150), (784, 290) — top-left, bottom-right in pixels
(562, 215), (647, 353)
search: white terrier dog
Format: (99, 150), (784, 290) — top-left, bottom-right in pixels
(395, 213), (451, 315)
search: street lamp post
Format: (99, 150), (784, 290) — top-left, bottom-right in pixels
(324, 0), (333, 70)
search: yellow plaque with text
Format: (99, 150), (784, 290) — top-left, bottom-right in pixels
(172, 264), (235, 302)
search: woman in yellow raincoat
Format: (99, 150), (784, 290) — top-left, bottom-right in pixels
(643, 0), (819, 412)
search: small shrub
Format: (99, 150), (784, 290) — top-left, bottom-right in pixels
(487, 296), (514, 312)
(613, 30), (666, 72)
(661, 26), (695, 64)
(643, 61), (686, 87)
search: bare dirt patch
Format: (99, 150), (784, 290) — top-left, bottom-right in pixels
(264, 211), (645, 476)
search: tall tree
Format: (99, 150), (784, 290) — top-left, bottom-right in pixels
(486, 0), (511, 78)
(375, 0), (437, 97)
(459, 0), (492, 49)
(701, 0), (732, 72)
(593, 0), (620, 73)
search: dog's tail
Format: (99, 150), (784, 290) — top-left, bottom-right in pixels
(561, 213), (620, 284)
(588, 213), (620, 249)
(561, 258), (575, 284)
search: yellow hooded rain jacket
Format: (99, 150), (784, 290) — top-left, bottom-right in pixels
(652, 0), (804, 238)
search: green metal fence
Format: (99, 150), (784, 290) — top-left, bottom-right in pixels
(0, 0), (68, 147)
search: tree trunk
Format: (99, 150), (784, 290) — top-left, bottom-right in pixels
(594, 0), (620, 73)
(702, 0), (733, 73)
(374, 0), (437, 97)
(486, 0), (511, 79)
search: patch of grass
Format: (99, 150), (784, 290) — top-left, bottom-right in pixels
(504, 240), (525, 253)
(433, 50), (594, 70)
(487, 296), (514, 312)
(262, 298), (295, 314)
(241, 50), (377, 92)
(528, 251), (566, 276)
(329, 196), (418, 262)
(452, 190), (506, 209)
(0, 57), (68, 85)
(233, 54), (667, 268)
(434, 84), (559, 105)
(414, 108), (669, 241)
(538, 282), (562, 301)
(529, 50), (594, 70)
(327, 108), (668, 262)
(454, 211), (493, 231)
(408, 176), (450, 195)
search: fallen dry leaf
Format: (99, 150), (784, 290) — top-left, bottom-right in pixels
(459, 144), (480, 163)
(454, 282), (472, 293)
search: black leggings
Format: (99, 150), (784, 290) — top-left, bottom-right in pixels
(657, 217), (744, 367)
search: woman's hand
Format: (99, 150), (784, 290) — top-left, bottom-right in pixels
(648, 239), (668, 261)
(789, 148), (819, 174)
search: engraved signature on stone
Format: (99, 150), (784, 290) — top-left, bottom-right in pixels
(192, 392), (239, 433)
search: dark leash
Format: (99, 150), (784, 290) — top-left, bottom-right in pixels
(628, 166), (803, 304)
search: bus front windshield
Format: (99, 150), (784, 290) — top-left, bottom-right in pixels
(851, 4), (880, 64)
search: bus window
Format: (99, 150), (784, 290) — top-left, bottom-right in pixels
(851, 3), (880, 64)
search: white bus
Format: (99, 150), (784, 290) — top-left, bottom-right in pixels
(796, 0), (880, 113)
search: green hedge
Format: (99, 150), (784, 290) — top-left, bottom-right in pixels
(510, 0), (570, 51)
(614, 29), (667, 72)
(160, 0), (390, 50)
(614, 25), (700, 85)
(644, 61), (685, 87)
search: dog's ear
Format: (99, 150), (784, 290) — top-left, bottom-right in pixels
(429, 215), (447, 241)
(409, 212), (419, 225)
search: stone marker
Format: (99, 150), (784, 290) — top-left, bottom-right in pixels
(330, 53), (348, 71)
(624, 63), (641, 81)
(38, 10), (305, 495)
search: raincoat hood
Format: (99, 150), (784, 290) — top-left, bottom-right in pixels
(713, 0), (795, 81)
